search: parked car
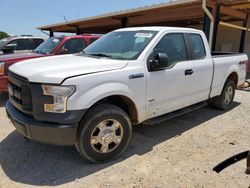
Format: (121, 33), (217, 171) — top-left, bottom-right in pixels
(0, 36), (44, 55)
(6, 27), (248, 163)
(0, 34), (101, 92)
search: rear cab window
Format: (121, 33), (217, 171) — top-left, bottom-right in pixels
(189, 34), (206, 60)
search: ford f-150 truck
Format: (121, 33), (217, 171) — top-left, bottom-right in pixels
(6, 27), (248, 163)
(0, 35), (101, 92)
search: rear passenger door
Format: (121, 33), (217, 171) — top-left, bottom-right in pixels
(185, 33), (213, 104)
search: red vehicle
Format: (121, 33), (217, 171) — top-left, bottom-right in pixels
(0, 35), (101, 92)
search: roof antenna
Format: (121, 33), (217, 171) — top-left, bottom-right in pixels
(40, 30), (49, 36)
(63, 14), (68, 23)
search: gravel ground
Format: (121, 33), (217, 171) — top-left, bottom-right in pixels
(0, 90), (249, 188)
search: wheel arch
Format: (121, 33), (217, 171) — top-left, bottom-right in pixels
(226, 72), (238, 86)
(86, 95), (139, 125)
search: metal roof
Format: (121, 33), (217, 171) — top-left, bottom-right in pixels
(37, 0), (250, 34)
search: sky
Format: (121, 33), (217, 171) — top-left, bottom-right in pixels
(0, 0), (171, 37)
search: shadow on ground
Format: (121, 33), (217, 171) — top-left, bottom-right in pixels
(0, 102), (240, 186)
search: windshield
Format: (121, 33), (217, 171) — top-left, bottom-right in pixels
(34, 37), (63, 54)
(83, 30), (158, 60)
(0, 39), (7, 48)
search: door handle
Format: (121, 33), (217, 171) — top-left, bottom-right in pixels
(185, 69), (194, 76)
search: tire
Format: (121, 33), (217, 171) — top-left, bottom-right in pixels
(209, 79), (236, 110)
(75, 104), (132, 163)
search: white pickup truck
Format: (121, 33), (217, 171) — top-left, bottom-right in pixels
(6, 27), (248, 163)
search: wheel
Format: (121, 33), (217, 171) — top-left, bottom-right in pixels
(209, 79), (236, 110)
(75, 104), (132, 163)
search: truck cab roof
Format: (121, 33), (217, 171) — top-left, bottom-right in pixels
(115, 26), (200, 32)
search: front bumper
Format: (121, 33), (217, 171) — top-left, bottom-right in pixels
(6, 101), (78, 146)
(0, 75), (8, 92)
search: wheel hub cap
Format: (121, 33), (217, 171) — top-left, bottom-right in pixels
(100, 130), (114, 143)
(90, 119), (124, 153)
(225, 86), (233, 105)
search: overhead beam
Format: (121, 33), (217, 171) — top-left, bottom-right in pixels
(219, 21), (250, 31)
(207, 1), (247, 20)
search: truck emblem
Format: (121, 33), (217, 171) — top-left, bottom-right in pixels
(129, 73), (144, 79)
(8, 86), (14, 96)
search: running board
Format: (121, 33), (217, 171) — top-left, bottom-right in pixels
(143, 101), (208, 125)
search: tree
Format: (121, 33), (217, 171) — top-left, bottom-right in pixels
(0, 31), (9, 40)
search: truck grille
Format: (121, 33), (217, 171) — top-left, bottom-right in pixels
(8, 72), (33, 115)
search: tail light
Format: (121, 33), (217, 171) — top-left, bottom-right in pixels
(0, 62), (4, 76)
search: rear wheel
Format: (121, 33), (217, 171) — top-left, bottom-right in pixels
(209, 80), (236, 110)
(75, 104), (132, 163)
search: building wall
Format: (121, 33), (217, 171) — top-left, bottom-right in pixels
(191, 22), (249, 55)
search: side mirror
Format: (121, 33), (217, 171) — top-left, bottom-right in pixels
(149, 53), (169, 71)
(2, 44), (16, 54)
(58, 48), (68, 54)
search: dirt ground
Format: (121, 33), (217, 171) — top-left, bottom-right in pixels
(0, 90), (249, 188)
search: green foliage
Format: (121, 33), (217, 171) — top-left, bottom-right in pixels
(0, 31), (9, 40)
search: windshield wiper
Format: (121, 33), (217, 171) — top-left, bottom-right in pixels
(88, 53), (113, 59)
(34, 50), (44, 54)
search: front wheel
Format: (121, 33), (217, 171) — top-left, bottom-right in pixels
(209, 80), (236, 110)
(75, 104), (132, 163)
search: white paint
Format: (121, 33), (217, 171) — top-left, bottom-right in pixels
(9, 27), (248, 123)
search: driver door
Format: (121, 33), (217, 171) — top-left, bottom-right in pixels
(146, 33), (194, 119)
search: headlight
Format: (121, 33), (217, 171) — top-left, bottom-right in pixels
(42, 85), (75, 113)
(0, 62), (5, 76)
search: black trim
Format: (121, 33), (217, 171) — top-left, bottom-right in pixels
(143, 101), (208, 125)
(6, 101), (79, 146)
(183, 33), (193, 60)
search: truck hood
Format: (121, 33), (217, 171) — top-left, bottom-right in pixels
(9, 54), (128, 84)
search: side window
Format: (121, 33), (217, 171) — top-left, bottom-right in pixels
(154, 33), (187, 67)
(189, 34), (206, 60)
(61, 38), (86, 54)
(32, 39), (44, 48)
(8, 39), (30, 50)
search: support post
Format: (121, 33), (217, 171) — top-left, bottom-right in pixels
(212, 2), (221, 51)
(240, 14), (249, 53)
(121, 17), (128, 28)
(203, 7), (212, 41)
(76, 26), (81, 35)
(49, 30), (54, 37)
